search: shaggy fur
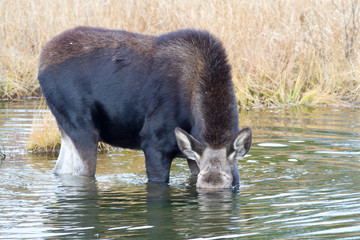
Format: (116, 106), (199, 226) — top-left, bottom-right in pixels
(38, 26), (248, 184)
(155, 30), (239, 148)
(39, 26), (155, 72)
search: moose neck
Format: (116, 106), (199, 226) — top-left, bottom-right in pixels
(194, 55), (239, 149)
(184, 33), (239, 149)
(156, 29), (240, 148)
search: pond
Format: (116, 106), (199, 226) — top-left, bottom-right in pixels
(0, 100), (360, 239)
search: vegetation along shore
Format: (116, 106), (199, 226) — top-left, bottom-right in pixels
(1, 0), (359, 151)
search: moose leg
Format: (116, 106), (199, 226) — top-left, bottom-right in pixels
(142, 147), (173, 183)
(54, 130), (98, 176)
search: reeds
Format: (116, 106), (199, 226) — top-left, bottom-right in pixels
(2, 0), (359, 151)
(27, 101), (113, 153)
(1, 0), (359, 105)
(27, 106), (61, 153)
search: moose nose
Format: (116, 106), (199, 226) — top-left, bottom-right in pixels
(197, 171), (232, 189)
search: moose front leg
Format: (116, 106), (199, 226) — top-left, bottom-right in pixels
(143, 147), (173, 183)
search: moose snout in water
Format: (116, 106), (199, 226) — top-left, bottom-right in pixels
(198, 171), (232, 189)
(175, 127), (252, 189)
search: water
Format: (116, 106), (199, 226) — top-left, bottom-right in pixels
(1, 101), (360, 239)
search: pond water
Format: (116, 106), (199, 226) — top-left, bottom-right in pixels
(1, 101), (360, 239)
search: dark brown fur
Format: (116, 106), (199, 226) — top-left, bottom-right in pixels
(155, 30), (239, 148)
(40, 27), (238, 147)
(39, 26), (155, 72)
(40, 27), (237, 149)
(38, 27), (249, 186)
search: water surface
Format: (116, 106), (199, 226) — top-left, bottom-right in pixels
(1, 101), (360, 239)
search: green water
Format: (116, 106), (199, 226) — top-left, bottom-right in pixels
(1, 101), (360, 239)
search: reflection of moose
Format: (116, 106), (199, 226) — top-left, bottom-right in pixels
(38, 26), (252, 188)
(47, 179), (243, 239)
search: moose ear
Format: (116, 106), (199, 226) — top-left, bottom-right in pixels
(229, 127), (252, 161)
(175, 128), (204, 162)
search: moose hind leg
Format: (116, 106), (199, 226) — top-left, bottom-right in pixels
(54, 131), (98, 176)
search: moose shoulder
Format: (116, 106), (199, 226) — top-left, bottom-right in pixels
(38, 26), (252, 188)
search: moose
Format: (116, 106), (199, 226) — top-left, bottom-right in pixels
(38, 26), (252, 189)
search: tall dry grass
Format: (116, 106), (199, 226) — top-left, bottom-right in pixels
(1, 0), (360, 105)
(27, 100), (113, 153)
(1, 0), (359, 151)
(27, 103), (61, 153)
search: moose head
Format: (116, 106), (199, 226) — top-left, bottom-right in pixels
(175, 127), (252, 189)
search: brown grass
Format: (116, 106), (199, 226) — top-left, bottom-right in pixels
(0, 0), (360, 106)
(1, 0), (360, 105)
(27, 106), (61, 153)
(27, 101), (113, 153)
(2, 0), (359, 151)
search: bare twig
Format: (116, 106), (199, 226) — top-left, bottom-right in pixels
(332, 0), (360, 60)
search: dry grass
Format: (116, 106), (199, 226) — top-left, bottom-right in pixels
(1, 0), (360, 105)
(27, 101), (113, 153)
(27, 99), (61, 153)
(27, 106), (61, 153)
(1, 0), (358, 151)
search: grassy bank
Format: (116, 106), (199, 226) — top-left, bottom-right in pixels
(1, 0), (360, 106)
(1, 0), (359, 151)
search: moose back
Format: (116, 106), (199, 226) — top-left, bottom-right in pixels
(38, 26), (252, 189)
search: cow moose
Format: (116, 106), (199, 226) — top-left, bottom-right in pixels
(38, 26), (252, 189)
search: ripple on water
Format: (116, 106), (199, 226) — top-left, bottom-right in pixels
(1, 102), (360, 239)
(258, 143), (289, 147)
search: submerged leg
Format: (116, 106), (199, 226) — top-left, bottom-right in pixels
(54, 130), (98, 176)
(143, 147), (173, 183)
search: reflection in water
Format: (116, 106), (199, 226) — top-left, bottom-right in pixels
(143, 183), (176, 239)
(190, 189), (244, 239)
(47, 175), (99, 238)
(43, 177), (248, 239)
(0, 101), (360, 239)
